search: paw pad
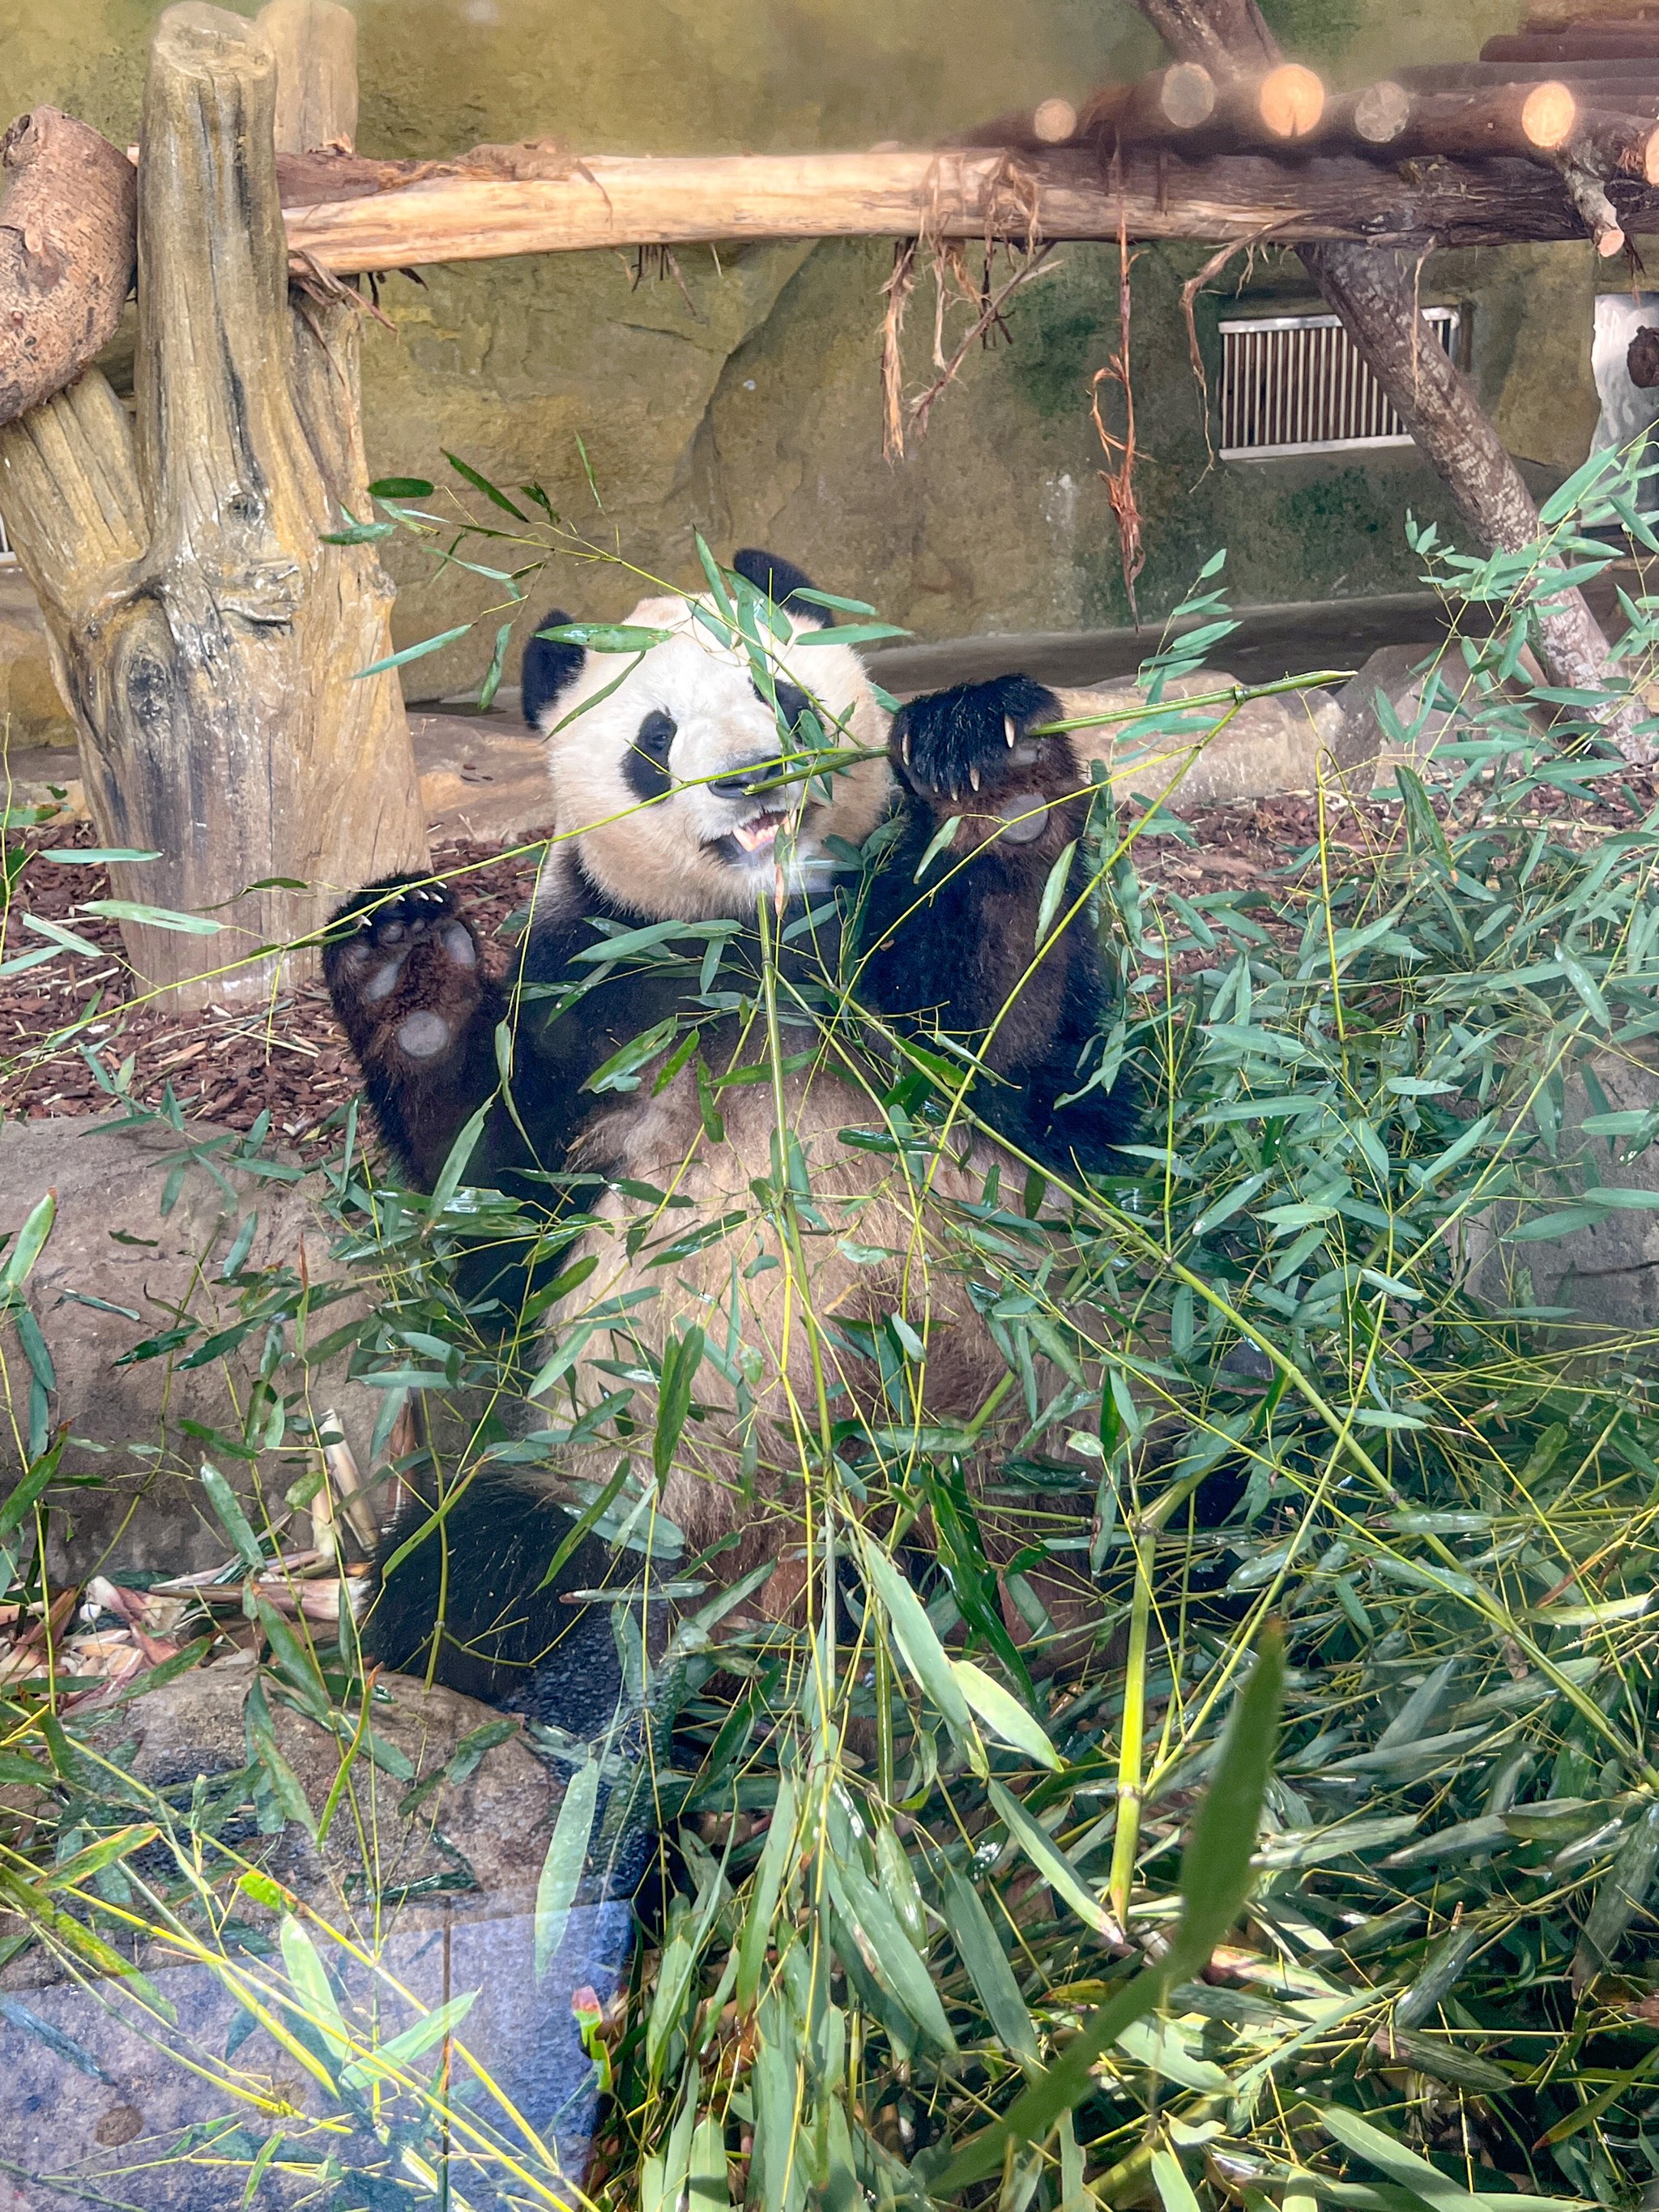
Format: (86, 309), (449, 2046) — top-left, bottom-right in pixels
(397, 1010), (453, 1060)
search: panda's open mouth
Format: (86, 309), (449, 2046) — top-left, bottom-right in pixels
(719, 809), (791, 860)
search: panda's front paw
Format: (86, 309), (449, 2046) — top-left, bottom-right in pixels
(323, 876), (484, 1067)
(891, 675), (1066, 809)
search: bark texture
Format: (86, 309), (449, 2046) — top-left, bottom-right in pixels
(0, 109), (135, 429)
(0, 2), (427, 1006)
(277, 145), (1659, 263)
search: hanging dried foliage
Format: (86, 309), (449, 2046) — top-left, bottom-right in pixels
(1090, 199), (1145, 627)
(878, 151), (1055, 461)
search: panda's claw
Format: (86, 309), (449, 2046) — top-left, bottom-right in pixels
(890, 676), (1065, 815)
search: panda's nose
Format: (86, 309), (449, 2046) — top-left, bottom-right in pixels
(709, 754), (788, 799)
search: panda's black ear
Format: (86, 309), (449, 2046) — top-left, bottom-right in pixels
(522, 610), (586, 733)
(731, 549), (832, 630)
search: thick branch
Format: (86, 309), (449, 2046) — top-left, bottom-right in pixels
(1305, 239), (1638, 738)
(0, 109), (135, 428)
(276, 144), (1659, 263)
(3, 2), (425, 1006)
(1132, 0), (1277, 76)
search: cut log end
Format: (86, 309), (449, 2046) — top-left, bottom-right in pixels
(1520, 79), (1578, 151)
(1259, 62), (1325, 141)
(1162, 62), (1216, 130)
(1352, 80), (1411, 145)
(1030, 97), (1077, 145)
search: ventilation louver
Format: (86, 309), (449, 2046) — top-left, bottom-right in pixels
(1218, 308), (1461, 459)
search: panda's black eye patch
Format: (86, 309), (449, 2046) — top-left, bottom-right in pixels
(625, 709), (676, 802)
(753, 676), (817, 741)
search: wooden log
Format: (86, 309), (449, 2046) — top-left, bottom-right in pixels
(1076, 64), (1217, 140)
(275, 144), (1659, 263)
(261, 0), (358, 151)
(1253, 62), (1324, 139)
(1383, 80), (1581, 157)
(0, 109), (134, 428)
(1132, 0), (1278, 76)
(0, 2), (427, 1006)
(1346, 81), (1412, 145)
(1402, 59), (1659, 94)
(1571, 106), (1659, 182)
(949, 96), (1083, 149)
(1485, 30), (1659, 61)
(1562, 160), (1627, 250)
(1531, 0), (1659, 23)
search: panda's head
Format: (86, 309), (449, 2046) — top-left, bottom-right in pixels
(522, 550), (895, 921)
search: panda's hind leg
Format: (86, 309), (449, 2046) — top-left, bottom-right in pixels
(323, 875), (505, 1189)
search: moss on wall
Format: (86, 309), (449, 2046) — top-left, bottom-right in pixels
(6, 0), (1604, 698)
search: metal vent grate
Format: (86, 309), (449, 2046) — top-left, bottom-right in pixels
(1218, 308), (1461, 459)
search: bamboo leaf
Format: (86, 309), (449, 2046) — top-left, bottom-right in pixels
(341, 1989), (480, 2089)
(987, 1779), (1114, 1938)
(654, 1325), (706, 1488)
(80, 900), (222, 935)
(939, 1625), (1284, 2189)
(1034, 841), (1078, 947)
(352, 623), (475, 678)
(856, 1533), (974, 1739)
(535, 1758), (599, 1978)
(278, 1916), (350, 2060)
(198, 1461), (264, 1569)
(940, 1866), (1039, 2065)
(735, 1775), (798, 2013)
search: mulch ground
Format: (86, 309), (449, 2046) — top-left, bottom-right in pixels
(2, 769), (1655, 1150)
(0, 831), (546, 1152)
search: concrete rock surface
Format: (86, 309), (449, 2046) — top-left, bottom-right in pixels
(1063, 673), (1344, 809)
(0, 1115), (381, 1581)
(0, 1664), (621, 2210)
(1468, 1060), (1659, 1335)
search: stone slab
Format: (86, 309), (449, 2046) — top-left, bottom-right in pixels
(0, 1116), (382, 1582)
(0, 1665), (622, 2208)
(0, 570), (75, 749)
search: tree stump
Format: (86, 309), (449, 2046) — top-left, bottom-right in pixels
(0, 1), (427, 1008)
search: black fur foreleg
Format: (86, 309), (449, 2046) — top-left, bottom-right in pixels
(323, 875), (507, 1190)
(863, 676), (1137, 1172)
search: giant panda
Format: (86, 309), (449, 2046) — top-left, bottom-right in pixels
(323, 544), (1137, 1739)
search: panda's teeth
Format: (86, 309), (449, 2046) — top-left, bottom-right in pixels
(731, 812), (783, 854)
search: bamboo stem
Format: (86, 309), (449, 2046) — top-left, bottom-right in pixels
(1107, 1521), (1153, 1938)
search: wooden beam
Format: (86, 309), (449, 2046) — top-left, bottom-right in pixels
(276, 143), (1659, 267)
